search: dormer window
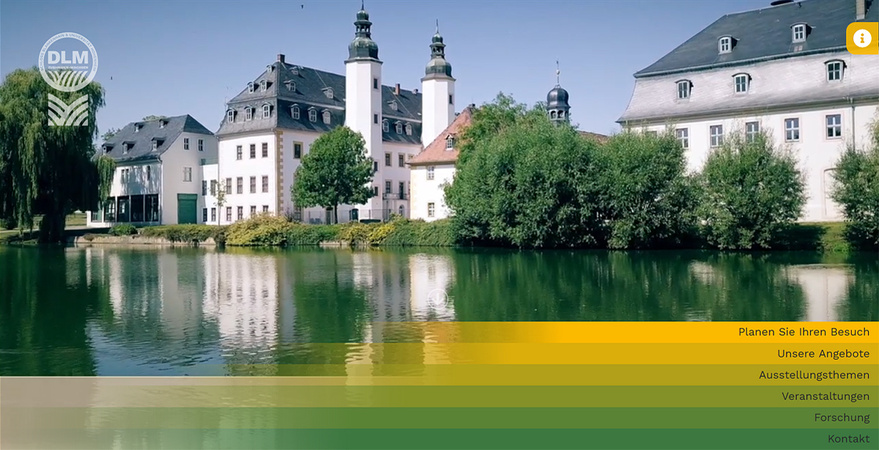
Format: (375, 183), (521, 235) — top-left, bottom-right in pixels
(446, 135), (455, 150)
(550, 111), (557, 119)
(102, 144), (114, 154)
(792, 23), (808, 43)
(285, 81), (295, 92)
(382, 119), (389, 133)
(291, 66), (300, 76)
(245, 107), (253, 121)
(826, 60), (845, 82)
(260, 80), (267, 92)
(389, 100), (397, 111)
(733, 73), (750, 93)
(247, 82), (254, 93)
(676, 80), (692, 99)
(325, 88), (334, 99)
(405, 123), (412, 136)
(151, 138), (164, 151)
(122, 143), (130, 153)
(322, 110), (331, 125)
(718, 36), (733, 54)
(308, 108), (317, 122)
(291, 104), (300, 119)
(395, 122), (403, 134)
(159, 119), (167, 128)
(227, 109), (235, 123)
(134, 123), (142, 132)
(262, 104), (271, 119)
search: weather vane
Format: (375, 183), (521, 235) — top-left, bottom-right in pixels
(436, 19), (440, 34)
(556, 60), (560, 85)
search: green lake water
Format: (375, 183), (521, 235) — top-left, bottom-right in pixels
(0, 246), (875, 376)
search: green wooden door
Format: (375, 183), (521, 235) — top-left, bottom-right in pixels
(177, 194), (198, 224)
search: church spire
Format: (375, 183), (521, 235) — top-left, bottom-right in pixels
(547, 61), (570, 125)
(425, 19), (452, 77)
(347, 3), (379, 61)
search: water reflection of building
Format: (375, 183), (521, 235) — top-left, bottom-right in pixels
(788, 265), (851, 322)
(408, 253), (455, 321)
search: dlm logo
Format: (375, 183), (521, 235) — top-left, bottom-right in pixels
(38, 32), (99, 127)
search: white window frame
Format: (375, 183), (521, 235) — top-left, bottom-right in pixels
(262, 104), (270, 119)
(247, 82), (254, 93)
(385, 152), (392, 167)
(446, 135), (455, 149)
(183, 167), (192, 182)
(245, 107), (253, 121)
(784, 118), (800, 142)
(322, 110), (331, 125)
(382, 120), (389, 133)
(675, 128), (689, 149)
(324, 88), (333, 99)
(198, 139), (204, 152)
(183, 138), (190, 150)
(826, 60), (844, 82)
(745, 121), (760, 143)
(676, 80), (691, 100)
(151, 140), (158, 151)
(227, 110), (235, 123)
(395, 122), (403, 134)
(734, 74), (749, 93)
(427, 202), (435, 218)
(308, 109), (317, 122)
(405, 124), (412, 136)
(709, 125), (723, 148)
(826, 114), (842, 139)
(718, 37), (732, 54)
(792, 24), (806, 43)
(292, 105), (300, 120)
(260, 80), (267, 92)
(427, 166), (435, 180)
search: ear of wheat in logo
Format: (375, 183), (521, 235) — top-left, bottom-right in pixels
(48, 93), (89, 127)
(46, 69), (89, 91)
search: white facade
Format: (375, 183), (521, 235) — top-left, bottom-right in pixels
(87, 126), (218, 227)
(620, 50), (879, 223)
(410, 163), (455, 222)
(421, 77), (455, 146)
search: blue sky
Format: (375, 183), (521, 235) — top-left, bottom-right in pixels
(1, 0), (773, 138)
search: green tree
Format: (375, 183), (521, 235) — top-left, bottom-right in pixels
(832, 118), (879, 251)
(290, 126), (374, 224)
(0, 68), (114, 243)
(696, 131), (806, 250)
(446, 94), (604, 248)
(101, 127), (119, 142)
(596, 131), (697, 249)
(215, 179), (227, 225)
(141, 115), (167, 121)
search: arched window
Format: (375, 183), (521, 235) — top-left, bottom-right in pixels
(718, 36), (733, 54)
(262, 104), (271, 118)
(446, 135), (455, 150)
(260, 80), (267, 92)
(405, 123), (412, 135)
(676, 80), (692, 99)
(733, 73), (751, 93)
(308, 108), (317, 122)
(291, 105), (300, 119)
(382, 120), (389, 133)
(825, 60), (845, 82)
(245, 107), (253, 121)
(395, 122), (403, 134)
(322, 110), (331, 125)
(227, 109), (235, 123)
(550, 111), (557, 119)
(247, 82), (254, 93)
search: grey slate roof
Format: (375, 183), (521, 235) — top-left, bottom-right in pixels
(100, 115), (213, 164)
(635, 0), (879, 77)
(218, 60), (423, 145)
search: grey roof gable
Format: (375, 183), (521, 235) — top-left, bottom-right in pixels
(635, 0), (878, 77)
(101, 115), (213, 164)
(218, 60), (423, 144)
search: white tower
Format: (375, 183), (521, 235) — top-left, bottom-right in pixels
(345, 4), (383, 220)
(421, 21), (455, 146)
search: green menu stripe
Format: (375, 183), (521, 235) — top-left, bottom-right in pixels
(7, 428), (877, 449)
(10, 407), (877, 430)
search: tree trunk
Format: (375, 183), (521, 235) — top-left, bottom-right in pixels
(39, 211), (66, 244)
(334, 205), (339, 225)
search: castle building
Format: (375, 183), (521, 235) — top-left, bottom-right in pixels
(618, 0), (879, 222)
(86, 115), (218, 227)
(212, 6), (456, 224)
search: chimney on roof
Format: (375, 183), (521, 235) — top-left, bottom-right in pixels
(856, 0), (866, 20)
(413, 88), (418, 94)
(278, 54), (286, 63)
(395, 83), (400, 95)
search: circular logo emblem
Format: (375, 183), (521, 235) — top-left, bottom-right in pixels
(852, 29), (873, 48)
(38, 32), (98, 92)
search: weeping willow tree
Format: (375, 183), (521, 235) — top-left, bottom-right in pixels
(0, 68), (114, 243)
